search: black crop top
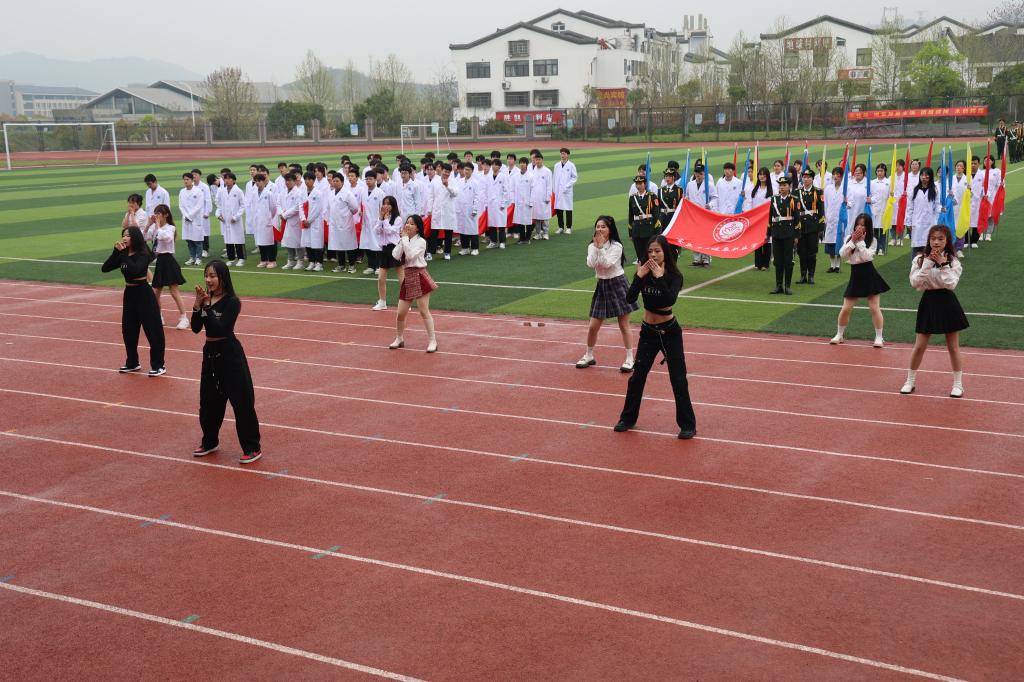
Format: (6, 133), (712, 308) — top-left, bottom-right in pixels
(191, 295), (241, 338)
(101, 248), (152, 283)
(626, 272), (683, 314)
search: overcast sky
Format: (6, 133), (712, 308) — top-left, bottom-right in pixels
(8, 1), (1002, 83)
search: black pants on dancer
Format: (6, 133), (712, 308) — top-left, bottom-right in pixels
(619, 319), (696, 432)
(199, 338), (261, 453)
(122, 284), (165, 370)
(797, 231), (819, 282)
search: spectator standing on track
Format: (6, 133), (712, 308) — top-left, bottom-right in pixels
(191, 260), (262, 464)
(146, 204), (190, 330)
(576, 216), (638, 373)
(101, 226), (166, 376)
(389, 215), (439, 352)
(614, 235), (697, 440)
(901, 225), (969, 398)
(829, 212), (890, 348)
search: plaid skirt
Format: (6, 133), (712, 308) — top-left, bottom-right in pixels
(400, 266), (438, 301)
(590, 275), (639, 319)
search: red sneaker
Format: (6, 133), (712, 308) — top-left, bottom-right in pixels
(239, 451), (262, 464)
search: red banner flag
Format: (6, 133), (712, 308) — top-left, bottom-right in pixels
(274, 217), (285, 242)
(925, 139), (933, 168)
(896, 146), (911, 237)
(477, 208), (489, 235)
(661, 199), (770, 258)
(422, 213), (433, 237)
(976, 140), (992, 231)
(993, 138), (1007, 224)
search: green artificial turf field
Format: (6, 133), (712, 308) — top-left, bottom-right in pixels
(0, 142), (1020, 348)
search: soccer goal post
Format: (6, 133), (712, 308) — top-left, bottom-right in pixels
(2, 121), (118, 170)
(399, 123), (447, 156)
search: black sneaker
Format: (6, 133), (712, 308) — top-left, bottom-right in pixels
(613, 421), (633, 433)
(118, 364), (142, 373)
(147, 367), (166, 377)
(239, 451), (262, 464)
(193, 444), (219, 457)
(678, 429), (697, 440)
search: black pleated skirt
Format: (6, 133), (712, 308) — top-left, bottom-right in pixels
(151, 253), (185, 288)
(916, 289), (969, 334)
(843, 262), (890, 298)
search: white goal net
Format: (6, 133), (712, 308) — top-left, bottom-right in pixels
(399, 123), (448, 156)
(2, 122), (118, 170)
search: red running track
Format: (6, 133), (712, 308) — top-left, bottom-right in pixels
(0, 280), (1022, 680)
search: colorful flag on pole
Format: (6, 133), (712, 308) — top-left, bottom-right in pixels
(925, 139), (934, 168)
(896, 145), (911, 237)
(976, 140), (992, 230)
(993, 138), (1007, 224)
(880, 144), (897, 229)
(735, 149), (751, 214)
(836, 143), (851, 246)
(956, 142), (973, 238)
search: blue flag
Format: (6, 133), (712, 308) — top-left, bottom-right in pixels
(645, 152), (652, 193)
(836, 161), (850, 246)
(680, 149), (690, 189)
(735, 149), (751, 214)
(941, 146), (957, 233)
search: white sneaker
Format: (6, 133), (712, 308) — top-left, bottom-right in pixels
(374, 268), (380, 275)
(201, 250), (208, 257)
(281, 261), (293, 270)
(347, 265), (357, 273)
(176, 315), (189, 330)
(257, 262), (267, 268)
(619, 357), (634, 373)
(250, 247), (259, 254)
(565, 228), (572, 235)
(829, 333), (844, 345)
(313, 263), (323, 272)
(873, 336), (884, 348)
(470, 249), (479, 256)
(425, 253), (433, 261)
(332, 266), (343, 273)
(443, 254), (451, 260)
(305, 262), (315, 271)
(556, 227), (564, 234)
(225, 260), (236, 267)
(362, 267), (375, 275)
(956, 250), (964, 257)
(971, 243), (978, 248)
(950, 383), (964, 398)
(459, 248), (470, 256)
(985, 233), (991, 241)
(499, 243), (505, 249)
(542, 234), (550, 240)
(486, 242), (498, 249)
(900, 380), (915, 395)
(372, 299), (387, 311)
(184, 258), (194, 266)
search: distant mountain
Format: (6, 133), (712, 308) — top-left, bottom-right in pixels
(0, 51), (202, 92)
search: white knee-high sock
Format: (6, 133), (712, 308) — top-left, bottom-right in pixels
(423, 315), (435, 341)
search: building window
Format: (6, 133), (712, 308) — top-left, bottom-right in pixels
(551, 22), (565, 32)
(856, 48), (872, 66)
(533, 59), (559, 76)
(466, 62), (491, 79)
(504, 91), (529, 107)
(812, 51), (828, 68)
(836, 37), (846, 47)
(466, 92), (492, 108)
(976, 66), (993, 82)
(784, 50), (799, 69)
(533, 90), (559, 107)
(504, 60), (530, 77)
(508, 40), (529, 58)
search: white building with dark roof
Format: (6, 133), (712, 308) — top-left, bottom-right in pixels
(82, 79), (287, 121)
(0, 81), (98, 119)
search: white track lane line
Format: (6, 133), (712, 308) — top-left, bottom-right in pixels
(2, 336), (1022, 479)
(0, 581), (424, 681)
(2, 432), (1021, 603)
(2, 281), (1021, 360)
(0, 257), (1019, 319)
(2, 307), (1022, 385)
(0, 490), (968, 682)
(3, 329), (1019, 411)
(2, 384), (1022, 533)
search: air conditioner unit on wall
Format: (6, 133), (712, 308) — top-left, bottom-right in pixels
(541, 76), (550, 83)
(501, 81), (511, 90)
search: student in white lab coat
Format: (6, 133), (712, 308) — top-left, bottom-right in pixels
(276, 173), (305, 269)
(554, 147), (578, 234)
(360, 172), (386, 273)
(179, 173), (205, 266)
(684, 163), (717, 266)
(243, 165), (260, 255)
(823, 167), (846, 273)
(143, 174), (170, 219)
(430, 162), (458, 259)
(394, 165), (421, 219)
(868, 163), (892, 255)
(908, 167), (942, 260)
(300, 172), (326, 271)
(485, 158), (510, 249)
(979, 154), (1002, 241)
(530, 152), (553, 240)
(454, 162), (483, 255)
(749, 168), (773, 271)
(511, 157), (534, 243)
(846, 164), (868, 219)
(217, 172), (247, 267)
(191, 169), (212, 257)
(250, 174), (278, 268)
(328, 173), (360, 273)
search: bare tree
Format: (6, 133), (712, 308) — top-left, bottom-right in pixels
(987, 1), (1024, 24)
(294, 50), (338, 110)
(339, 59), (362, 120)
(203, 67), (257, 138)
(871, 20), (904, 101)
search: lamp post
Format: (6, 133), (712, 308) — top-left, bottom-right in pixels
(182, 82), (196, 128)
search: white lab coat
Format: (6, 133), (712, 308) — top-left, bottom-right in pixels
(250, 187), (278, 247)
(823, 182), (844, 244)
(553, 160), (577, 211)
(244, 179), (257, 235)
(394, 179), (421, 219)
(217, 185), (246, 244)
(454, 175), (482, 236)
(909, 187), (942, 248)
(530, 165), (552, 221)
(360, 187), (385, 250)
(684, 177), (717, 210)
(486, 172), (509, 228)
(846, 177), (868, 221)
(199, 182), (213, 237)
(715, 176), (744, 215)
(277, 186), (305, 249)
(178, 186), (204, 242)
(144, 185), (170, 218)
(302, 186), (326, 250)
(431, 178), (459, 230)
(867, 179), (891, 229)
(512, 171), (533, 226)
(327, 186), (360, 252)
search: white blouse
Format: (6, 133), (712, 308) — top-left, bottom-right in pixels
(839, 236), (877, 264)
(586, 241), (625, 279)
(910, 256), (962, 291)
(391, 235), (427, 267)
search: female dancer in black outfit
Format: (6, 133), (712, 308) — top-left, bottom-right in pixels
(614, 235), (697, 439)
(190, 260), (263, 464)
(101, 226), (166, 376)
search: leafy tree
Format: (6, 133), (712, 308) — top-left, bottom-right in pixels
(986, 63), (1024, 120)
(352, 89), (400, 134)
(900, 41), (965, 105)
(203, 67), (257, 139)
(266, 100), (326, 138)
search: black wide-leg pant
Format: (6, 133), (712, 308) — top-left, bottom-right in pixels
(797, 231), (819, 278)
(772, 237), (795, 288)
(619, 319), (696, 431)
(122, 284), (165, 370)
(199, 338), (261, 454)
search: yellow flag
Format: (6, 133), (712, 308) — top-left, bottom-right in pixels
(956, 142), (973, 237)
(880, 144), (897, 229)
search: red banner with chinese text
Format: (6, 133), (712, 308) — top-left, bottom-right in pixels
(661, 200), (770, 259)
(847, 106), (988, 121)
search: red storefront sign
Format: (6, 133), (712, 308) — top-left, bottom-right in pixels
(496, 111), (565, 125)
(838, 68), (873, 80)
(847, 106), (988, 121)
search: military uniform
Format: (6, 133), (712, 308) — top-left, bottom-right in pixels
(795, 174), (825, 284)
(659, 171), (683, 260)
(628, 175), (660, 263)
(769, 178), (800, 295)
